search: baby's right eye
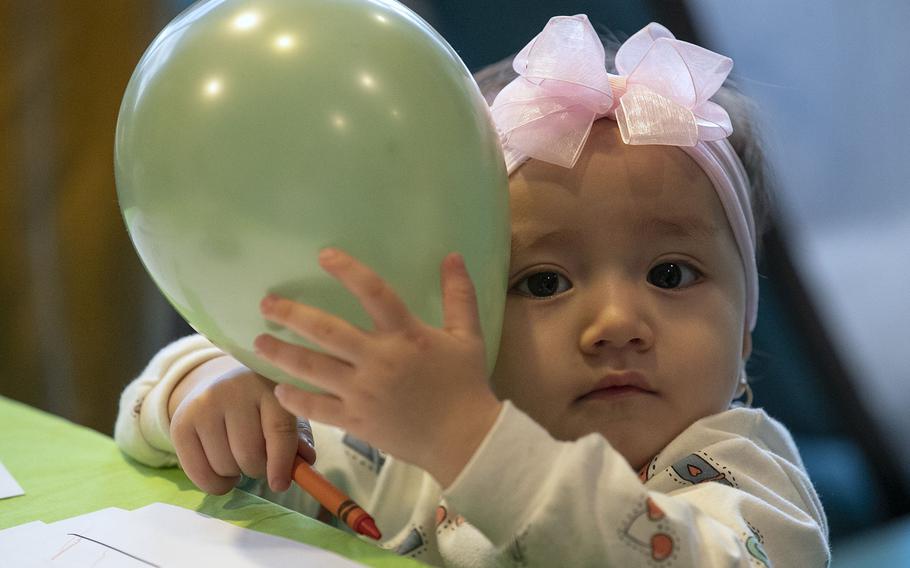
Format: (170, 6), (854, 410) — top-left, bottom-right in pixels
(511, 271), (573, 298)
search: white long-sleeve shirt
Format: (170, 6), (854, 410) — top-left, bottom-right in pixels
(115, 335), (829, 567)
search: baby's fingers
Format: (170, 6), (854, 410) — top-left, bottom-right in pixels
(441, 253), (482, 338)
(260, 296), (365, 363)
(225, 404), (267, 480)
(318, 248), (414, 332)
(261, 396), (307, 492)
(274, 384), (347, 431)
(173, 428), (239, 495)
(254, 334), (354, 393)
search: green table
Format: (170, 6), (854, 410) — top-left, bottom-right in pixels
(0, 396), (422, 567)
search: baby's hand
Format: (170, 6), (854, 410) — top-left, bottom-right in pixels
(254, 248), (502, 487)
(168, 358), (316, 495)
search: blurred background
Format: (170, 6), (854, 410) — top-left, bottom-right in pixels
(2, 0), (908, 563)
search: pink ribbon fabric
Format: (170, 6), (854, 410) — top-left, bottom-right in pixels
(491, 16), (758, 331)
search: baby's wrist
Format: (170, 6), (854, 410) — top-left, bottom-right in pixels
(424, 391), (503, 489)
(166, 354), (240, 419)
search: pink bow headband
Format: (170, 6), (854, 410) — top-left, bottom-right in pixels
(491, 16), (758, 331)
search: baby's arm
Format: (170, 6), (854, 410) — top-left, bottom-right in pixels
(114, 335), (314, 494)
(114, 334), (225, 467)
(443, 403), (829, 567)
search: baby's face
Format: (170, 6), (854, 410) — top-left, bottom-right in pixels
(490, 121), (750, 470)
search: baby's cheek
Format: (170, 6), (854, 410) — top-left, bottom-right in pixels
(489, 355), (562, 433)
(489, 348), (545, 413)
(488, 350), (520, 402)
(488, 306), (525, 397)
(490, 302), (565, 419)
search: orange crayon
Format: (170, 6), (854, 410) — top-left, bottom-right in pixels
(292, 456), (382, 540)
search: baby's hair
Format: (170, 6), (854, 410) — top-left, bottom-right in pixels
(473, 28), (777, 258)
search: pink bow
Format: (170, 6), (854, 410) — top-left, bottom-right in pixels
(491, 16), (734, 169)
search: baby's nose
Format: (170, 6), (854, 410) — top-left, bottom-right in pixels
(580, 295), (653, 353)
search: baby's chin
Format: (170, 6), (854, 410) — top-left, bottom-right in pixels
(549, 415), (672, 472)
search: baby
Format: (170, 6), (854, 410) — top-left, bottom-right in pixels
(116, 16), (829, 566)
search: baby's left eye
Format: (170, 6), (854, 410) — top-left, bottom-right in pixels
(647, 262), (701, 289)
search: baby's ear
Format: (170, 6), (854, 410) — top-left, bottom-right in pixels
(741, 331), (753, 360)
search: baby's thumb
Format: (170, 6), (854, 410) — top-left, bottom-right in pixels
(297, 418), (317, 465)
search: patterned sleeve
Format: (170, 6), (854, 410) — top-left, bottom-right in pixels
(113, 334), (226, 467)
(444, 402), (829, 567)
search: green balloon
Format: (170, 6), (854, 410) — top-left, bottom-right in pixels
(115, 0), (510, 390)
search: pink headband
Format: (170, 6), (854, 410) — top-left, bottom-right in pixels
(491, 16), (758, 331)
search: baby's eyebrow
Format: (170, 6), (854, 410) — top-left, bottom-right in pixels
(634, 216), (719, 242)
(510, 228), (582, 257)
(510, 216), (719, 257)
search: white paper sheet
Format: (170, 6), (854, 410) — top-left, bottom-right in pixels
(0, 459), (25, 499)
(0, 521), (55, 568)
(0, 512), (149, 567)
(0, 503), (369, 567)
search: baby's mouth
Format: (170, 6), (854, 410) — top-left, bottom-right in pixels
(577, 385), (654, 402)
(576, 371), (656, 402)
